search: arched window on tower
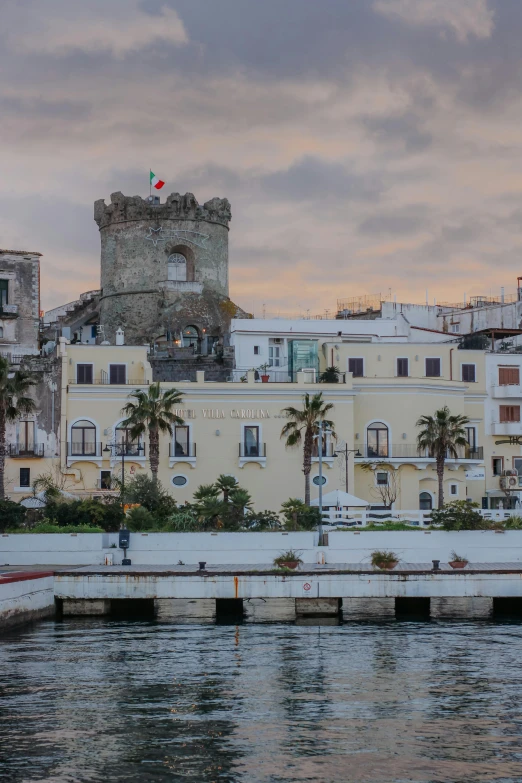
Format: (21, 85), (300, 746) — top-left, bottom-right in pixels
(168, 253), (187, 282)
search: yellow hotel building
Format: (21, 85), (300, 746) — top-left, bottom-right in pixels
(9, 336), (519, 514)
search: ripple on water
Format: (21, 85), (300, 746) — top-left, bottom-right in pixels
(0, 614), (521, 783)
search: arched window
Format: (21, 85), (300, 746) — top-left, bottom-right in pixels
(419, 492), (433, 510)
(168, 253), (187, 282)
(182, 325), (199, 350)
(115, 424), (142, 456)
(367, 422), (389, 458)
(71, 419), (96, 456)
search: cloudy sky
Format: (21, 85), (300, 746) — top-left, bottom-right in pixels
(2, 0), (522, 315)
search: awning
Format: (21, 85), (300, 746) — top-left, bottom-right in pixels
(311, 489), (369, 508)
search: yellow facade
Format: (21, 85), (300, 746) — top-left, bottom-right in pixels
(6, 341), (500, 513)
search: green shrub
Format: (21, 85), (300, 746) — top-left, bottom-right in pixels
(503, 515), (522, 530)
(7, 522), (104, 534)
(243, 510), (282, 530)
(125, 506), (156, 531)
(44, 498), (123, 531)
(123, 475), (177, 519)
(280, 499), (321, 530)
(0, 499), (26, 531)
(162, 507), (202, 532)
(371, 550), (399, 568)
(431, 500), (488, 531)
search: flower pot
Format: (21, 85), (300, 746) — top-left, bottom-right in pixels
(375, 561), (397, 570)
(278, 561), (299, 569)
(261, 375), (270, 383)
(449, 561), (467, 569)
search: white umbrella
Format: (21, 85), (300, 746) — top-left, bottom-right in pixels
(310, 489), (369, 508)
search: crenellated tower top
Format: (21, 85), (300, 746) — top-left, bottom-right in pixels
(94, 191), (232, 230)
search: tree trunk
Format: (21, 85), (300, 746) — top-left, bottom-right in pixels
(437, 457), (445, 509)
(149, 426), (159, 481)
(0, 406), (5, 500)
(303, 430), (313, 506)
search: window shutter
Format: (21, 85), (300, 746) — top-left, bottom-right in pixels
(499, 367), (520, 386)
(500, 405), (521, 422)
(109, 365), (126, 384)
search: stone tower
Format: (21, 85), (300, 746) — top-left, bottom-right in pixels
(95, 191), (235, 347)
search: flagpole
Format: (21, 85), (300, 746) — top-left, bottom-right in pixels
(149, 169), (152, 199)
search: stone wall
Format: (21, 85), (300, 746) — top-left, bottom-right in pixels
(0, 250), (41, 356)
(150, 354), (234, 382)
(95, 191), (232, 344)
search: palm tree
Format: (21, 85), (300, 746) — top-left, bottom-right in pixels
(193, 484), (224, 529)
(120, 382), (184, 482)
(416, 406), (469, 509)
(0, 357), (37, 498)
(280, 392), (335, 506)
(215, 474), (239, 503)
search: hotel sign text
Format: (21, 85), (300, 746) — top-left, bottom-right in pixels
(174, 409), (270, 420)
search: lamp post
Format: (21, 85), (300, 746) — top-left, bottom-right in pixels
(334, 444), (362, 493)
(103, 436), (144, 509)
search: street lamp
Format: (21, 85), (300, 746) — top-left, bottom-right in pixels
(315, 420), (332, 545)
(103, 436), (144, 509)
(333, 445), (362, 493)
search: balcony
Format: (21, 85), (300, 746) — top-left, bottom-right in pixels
(491, 421), (522, 436)
(169, 442), (197, 468)
(311, 442), (336, 466)
(69, 377), (149, 386)
(239, 442), (267, 468)
(355, 444), (484, 465)
(67, 442), (103, 461)
(491, 384), (522, 399)
(7, 444), (45, 458)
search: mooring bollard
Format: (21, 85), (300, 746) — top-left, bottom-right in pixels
(432, 560), (440, 571)
(199, 561), (206, 571)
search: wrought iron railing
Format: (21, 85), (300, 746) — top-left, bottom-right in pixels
(239, 443), (267, 458)
(169, 443), (197, 458)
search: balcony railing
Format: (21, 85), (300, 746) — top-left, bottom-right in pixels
(67, 442), (103, 457)
(169, 443), (197, 458)
(357, 444), (484, 460)
(106, 443), (146, 457)
(312, 443), (336, 458)
(6, 444), (45, 458)
(239, 443), (267, 458)
(69, 378), (149, 385)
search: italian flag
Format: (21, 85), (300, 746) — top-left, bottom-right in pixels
(150, 170), (165, 190)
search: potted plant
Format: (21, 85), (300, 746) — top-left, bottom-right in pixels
(258, 363), (270, 383)
(371, 550), (399, 570)
(273, 549), (303, 570)
(449, 551), (468, 569)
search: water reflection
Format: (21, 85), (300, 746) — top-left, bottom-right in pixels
(0, 615), (521, 782)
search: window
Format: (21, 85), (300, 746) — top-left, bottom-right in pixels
(18, 421), (34, 454)
(499, 405), (520, 423)
(367, 422), (389, 458)
(174, 425), (190, 456)
(514, 458), (522, 478)
(348, 358), (364, 377)
(254, 346), (260, 355)
(492, 457), (503, 476)
(77, 364), (93, 384)
(91, 325), (97, 339)
(172, 475), (188, 487)
(71, 420), (96, 456)
(0, 279), (8, 307)
(19, 468), (30, 488)
(269, 345), (281, 367)
(109, 364), (126, 384)
(244, 425), (260, 457)
(167, 253), (187, 281)
(312, 475), (327, 486)
(114, 425), (142, 456)
(425, 358), (441, 377)
(450, 323), (460, 333)
(397, 358), (409, 377)
(465, 427), (477, 452)
(376, 472), (388, 486)
(419, 492), (432, 510)
(182, 325), (199, 349)
(100, 470), (112, 490)
(462, 364), (476, 382)
(450, 484), (458, 496)
(0, 327), (3, 338)
(499, 367), (520, 386)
